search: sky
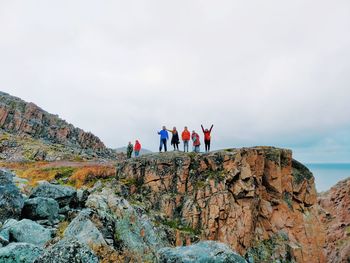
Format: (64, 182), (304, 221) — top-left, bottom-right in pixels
(0, 0), (349, 163)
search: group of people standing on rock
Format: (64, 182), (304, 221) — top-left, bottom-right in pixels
(126, 124), (214, 159)
(126, 140), (141, 158)
(158, 125), (214, 153)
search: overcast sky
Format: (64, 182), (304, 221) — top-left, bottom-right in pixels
(0, 0), (349, 163)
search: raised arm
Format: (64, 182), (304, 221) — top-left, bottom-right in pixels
(201, 125), (205, 133)
(209, 125), (214, 132)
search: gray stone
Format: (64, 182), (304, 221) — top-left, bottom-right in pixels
(0, 242), (43, 263)
(76, 189), (89, 207)
(22, 197), (59, 222)
(158, 241), (247, 263)
(29, 182), (77, 208)
(0, 219), (19, 246)
(34, 237), (99, 263)
(0, 169), (24, 223)
(8, 219), (52, 247)
(64, 209), (106, 247)
(86, 188), (169, 261)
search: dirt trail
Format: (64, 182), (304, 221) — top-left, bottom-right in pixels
(39, 160), (116, 168)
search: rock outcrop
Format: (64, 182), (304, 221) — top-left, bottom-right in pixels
(35, 237), (99, 263)
(0, 146), (331, 262)
(0, 91), (115, 160)
(116, 147), (326, 263)
(158, 241), (247, 263)
(22, 197), (59, 223)
(29, 181), (77, 208)
(318, 177), (350, 263)
(0, 169), (24, 223)
(4, 219), (53, 247)
(0, 242), (43, 263)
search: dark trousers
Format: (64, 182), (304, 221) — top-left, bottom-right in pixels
(205, 140), (211, 152)
(172, 143), (179, 150)
(159, 139), (167, 152)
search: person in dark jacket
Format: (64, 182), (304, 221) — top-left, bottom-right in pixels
(158, 126), (169, 152)
(126, 141), (133, 159)
(201, 124), (213, 152)
(167, 127), (180, 151)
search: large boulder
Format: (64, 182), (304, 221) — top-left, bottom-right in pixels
(158, 241), (247, 263)
(35, 237), (99, 263)
(0, 219), (19, 246)
(64, 209), (107, 247)
(8, 219), (52, 247)
(29, 182), (77, 207)
(0, 169), (24, 223)
(22, 197), (59, 222)
(86, 188), (169, 261)
(0, 242), (43, 263)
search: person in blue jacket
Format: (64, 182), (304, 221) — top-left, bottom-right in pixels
(158, 126), (169, 152)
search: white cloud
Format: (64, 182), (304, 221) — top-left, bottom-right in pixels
(0, 0), (349, 162)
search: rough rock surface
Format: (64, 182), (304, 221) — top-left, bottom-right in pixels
(22, 197), (59, 222)
(29, 182), (77, 208)
(34, 237), (99, 263)
(64, 209), (107, 247)
(0, 242), (43, 263)
(0, 91), (115, 160)
(116, 147), (326, 263)
(318, 177), (350, 263)
(158, 240), (247, 263)
(86, 187), (169, 261)
(0, 219), (19, 246)
(0, 169), (24, 223)
(6, 219), (52, 247)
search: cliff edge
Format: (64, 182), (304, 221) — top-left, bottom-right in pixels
(116, 147), (326, 262)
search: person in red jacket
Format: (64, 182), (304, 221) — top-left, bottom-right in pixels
(181, 126), (191, 152)
(134, 140), (141, 157)
(191, 130), (200, 153)
(201, 124), (213, 152)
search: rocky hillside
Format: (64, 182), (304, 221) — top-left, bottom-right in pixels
(0, 91), (115, 161)
(0, 147), (329, 262)
(318, 177), (350, 263)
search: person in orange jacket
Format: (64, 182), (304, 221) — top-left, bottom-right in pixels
(181, 126), (191, 152)
(134, 140), (141, 157)
(201, 124), (213, 152)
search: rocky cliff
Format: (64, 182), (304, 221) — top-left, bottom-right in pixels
(0, 147), (329, 262)
(0, 92), (115, 160)
(318, 177), (350, 263)
(116, 147), (326, 262)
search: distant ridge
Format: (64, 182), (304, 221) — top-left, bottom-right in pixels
(0, 91), (116, 161)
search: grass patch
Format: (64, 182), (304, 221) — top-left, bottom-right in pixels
(56, 221), (69, 238)
(162, 219), (200, 235)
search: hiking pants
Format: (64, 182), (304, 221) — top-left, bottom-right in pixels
(205, 140), (211, 152)
(159, 139), (167, 152)
(183, 140), (189, 152)
(193, 145), (200, 153)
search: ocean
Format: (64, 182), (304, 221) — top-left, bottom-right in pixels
(305, 163), (350, 193)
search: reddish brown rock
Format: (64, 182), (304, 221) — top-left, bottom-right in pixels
(116, 147), (326, 263)
(319, 177), (350, 263)
(0, 91), (115, 160)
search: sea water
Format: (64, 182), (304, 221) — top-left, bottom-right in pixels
(305, 163), (350, 192)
